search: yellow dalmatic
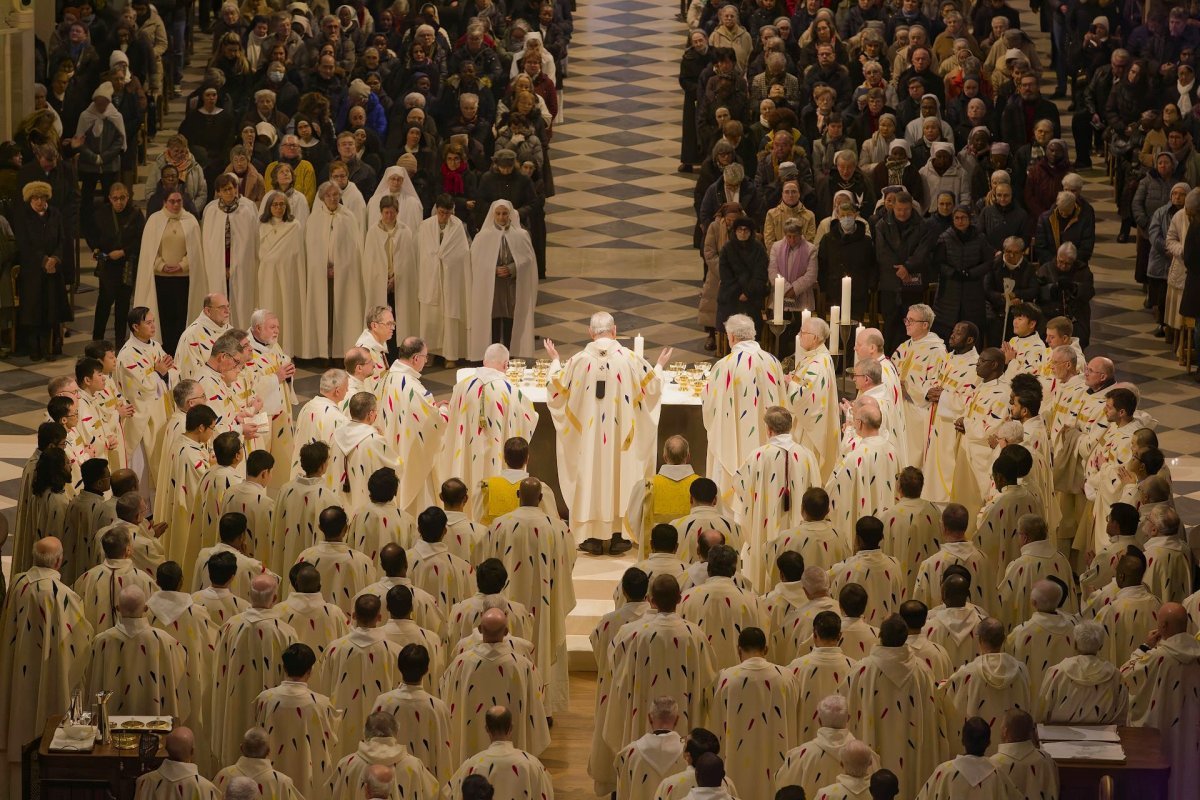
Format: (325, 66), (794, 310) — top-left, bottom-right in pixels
(624, 466), (698, 555)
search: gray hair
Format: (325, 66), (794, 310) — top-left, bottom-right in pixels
(404, 91), (426, 108)
(173, 379), (200, 408)
(365, 305), (393, 327)
(211, 330), (246, 359)
(483, 343), (510, 366)
(364, 711), (398, 739)
(764, 405), (793, 435)
(224, 777), (258, 800)
(320, 368), (349, 395)
(857, 358), (882, 385)
(241, 728), (270, 758)
(1074, 621), (1106, 655)
(32, 539), (62, 568)
(248, 575), (278, 607)
(1057, 242), (1078, 260)
(1062, 173), (1084, 191)
(364, 766), (395, 798)
(723, 163), (745, 183)
(724, 314), (756, 342)
(804, 316), (830, 343)
(909, 303), (934, 324)
(991, 170), (1012, 185)
(459, 92), (479, 108)
(801, 565), (829, 595)
(842, 740), (874, 777)
(589, 312), (616, 336)
(997, 420), (1024, 443)
(1003, 235), (1025, 251)
(649, 696), (679, 723)
(817, 694), (848, 728)
(249, 308), (275, 330)
(1150, 504), (1181, 537)
(1030, 579), (1063, 611)
(834, 149), (858, 166)
(316, 181), (340, 202)
(855, 396), (882, 430)
(765, 52), (786, 71)
(1017, 513), (1047, 542)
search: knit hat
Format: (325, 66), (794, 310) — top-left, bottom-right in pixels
(931, 141), (954, 156)
(23, 181), (52, 202)
(990, 143), (1011, 155)
(348, 78), (371, 100)
(731, 217), (755, 234)
(889, 139), (911, 155)
(396, 153), (419, 174)
(255, 121), (278, 146)
(492, 149), (517, 165)
(109, 50), (129, 68)
(1003, 48), (1023, 61)
(1092, 16), (1109, 29)
(92, 82), (113, 101)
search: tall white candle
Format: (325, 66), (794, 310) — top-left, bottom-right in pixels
(634, 334), (644, 359)
(773, 276), (785, 324)
(795, 333), (802, 357)
(841, 276), (852, 317)
(801, 308), (811, 328)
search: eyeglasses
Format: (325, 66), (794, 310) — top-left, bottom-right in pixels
(903, 317), (929, 325)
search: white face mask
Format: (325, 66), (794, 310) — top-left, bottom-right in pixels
(1003, 255), (1023, 268)
(268, 70), (285, 81)
(838, 216), (855, 232)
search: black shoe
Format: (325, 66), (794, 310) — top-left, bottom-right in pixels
(704, 334), (717, 352)
(1116, 232), (1131, 244)
(608, 534), (633, 555)
(44, 352), (58, 362)
(578, 538), (605, 555)
(1074, 159), (1092, 170)
(678, 163), (694, 173)
(1154, 326), (1166, 338)
(1051, 90), (1067, 100)
(29, 351), (43, 362)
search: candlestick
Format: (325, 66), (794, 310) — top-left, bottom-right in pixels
(634, 334), (644, 359)
(829, 306), (840, 355)
(772, 276), (785, 324)
(841, 276), (852, 316)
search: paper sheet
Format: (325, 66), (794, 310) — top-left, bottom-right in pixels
(1042, 741), (1126, 762)
(1037, 724), (1121, 742)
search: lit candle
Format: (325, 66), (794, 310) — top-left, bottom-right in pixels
(773, 275), (785, 324)
(841, 276), (852, 318)
(801, 308), (811, 328)
(795, 333), (802, 357)
(634, 334), (645, 359)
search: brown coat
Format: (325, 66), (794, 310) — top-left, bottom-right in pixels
(699, 220), (733, 329)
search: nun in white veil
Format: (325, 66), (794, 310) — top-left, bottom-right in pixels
(257, 191), (305, 351)
(366, 165), (423, 233)
(362, 194), (416, 333)
(299, 181), (366, 360)
(467, 199), (537, 359)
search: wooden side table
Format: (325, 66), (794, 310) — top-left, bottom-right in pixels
(1053, 726), (1171, 800)
(24, 715), (168, 800)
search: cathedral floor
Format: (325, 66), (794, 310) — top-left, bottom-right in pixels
(2, 7), (1198, 783)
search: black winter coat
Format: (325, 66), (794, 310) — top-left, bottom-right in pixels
(1037, 259), (1096, 345)
(717, 237), (769, 330)
(14, 204), (71, 327)
(932, 225), (992, 326)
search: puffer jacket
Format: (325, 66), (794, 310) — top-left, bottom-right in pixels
(932, 224), (991, 325)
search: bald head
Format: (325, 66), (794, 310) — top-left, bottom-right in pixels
(1030, 579), (1063, 612)
(117, 585), (147, 618)
(33, 536), (64, 569)
(165, 727), (195, 762)
(663, 435), (690, 464)
(224, 777), (257, 800)
(365, 764), (395, 799)
(518, 477), (542, 507)
(482, 343), (510, 369)
(976, 617), (1006, 653)
(1159, 602), (1188, 637)
(1001, 709), (1036, 744)
(249, 574), (279, 608)
(841, 739), (874, 777)
(479, 608), (508, 642)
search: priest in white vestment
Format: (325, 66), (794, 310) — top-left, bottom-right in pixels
(785, 610), (857, 736)
(884, 468), (942, 592)
(133, 728), (219, 800)
(352, 307), (393, 398)
(912, 504), (994, 612)
(467, 199), (538, 360)
(976, 454), (1045, 590)
(74, 525), (157, 632)
(772, 566), (839, 664)
(221, 450), (275, 564)
(989, 710), (1059, 800)
(211, 575), (299, 767)
(1143, 505), (1195, 603)
(332, 391), (401, 513)
(213, 729), (302, 800)
(680, 545), (767, 671)
(149, 381), (204, 526)
(997, 514), (1077, 626)
(1120, 603), (1200, 800)
(438, 343), (539, 492)
(763, 489), (848, 582)
(892, 304), (946, 469)
(651, 730), (740, 800)
(298, 181), (366, 360)
(173, 293), (232, 380)
(825, 397), (898, 549)
(256, 192), (305, 352)
(702, 314), (786, 497)
(901, 601), (954, 681)
(923, 322), (981, 502)
(255, 643), (344, 799)
(828, 517), (904, 625)
(275, 563), (351, 657)
(372, 644), (455, 782)
(348, 467), (419, 561)
(733, 406), (821, 589)
(950, 348), (1010, 514)
(603, 575), (717, 752)
(186, 432), (243, 569)
(378, 337), (449, 515)
(292, 369), (349, 482)
(775, 695), (868, 799)
(326, 711), (438, 800)
(439, 608), (551, 763)
(788, 315), (840, 481)
(847, 615), (948, 799)
(115, 308), (179, 491)
(0, 538), (92, 798)
(357, 544), (447, 635)
(811, 738), (877, 800)
(1078, 387), (1143, 555)
(612, 697), (686, 800)
(925, 572), (989, 669)
(245, 310), (297, 489)
(1095, 552), (1162, 666)
(407, 507), (474, 610)
(915, 717), (1022, 799)
(1037, 621), (1128, 724)
(939, 618), (1031, 754)
(201, 175), (259, 326)
(272, 441), (339, 571)
(296, 506), (379, 613)
(709, 627), (800, 800)
(477, 478), (575, 713)
(84, 586), (189, 719)
(63, 459), (115, 583)
(546, 312), (668, 551)
(444, 706), (554, 800)
(418, 199), (472, 361)
(1005, 579), (1076, 695)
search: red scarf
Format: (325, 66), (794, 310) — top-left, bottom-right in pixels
(441, 160), (466, 194)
